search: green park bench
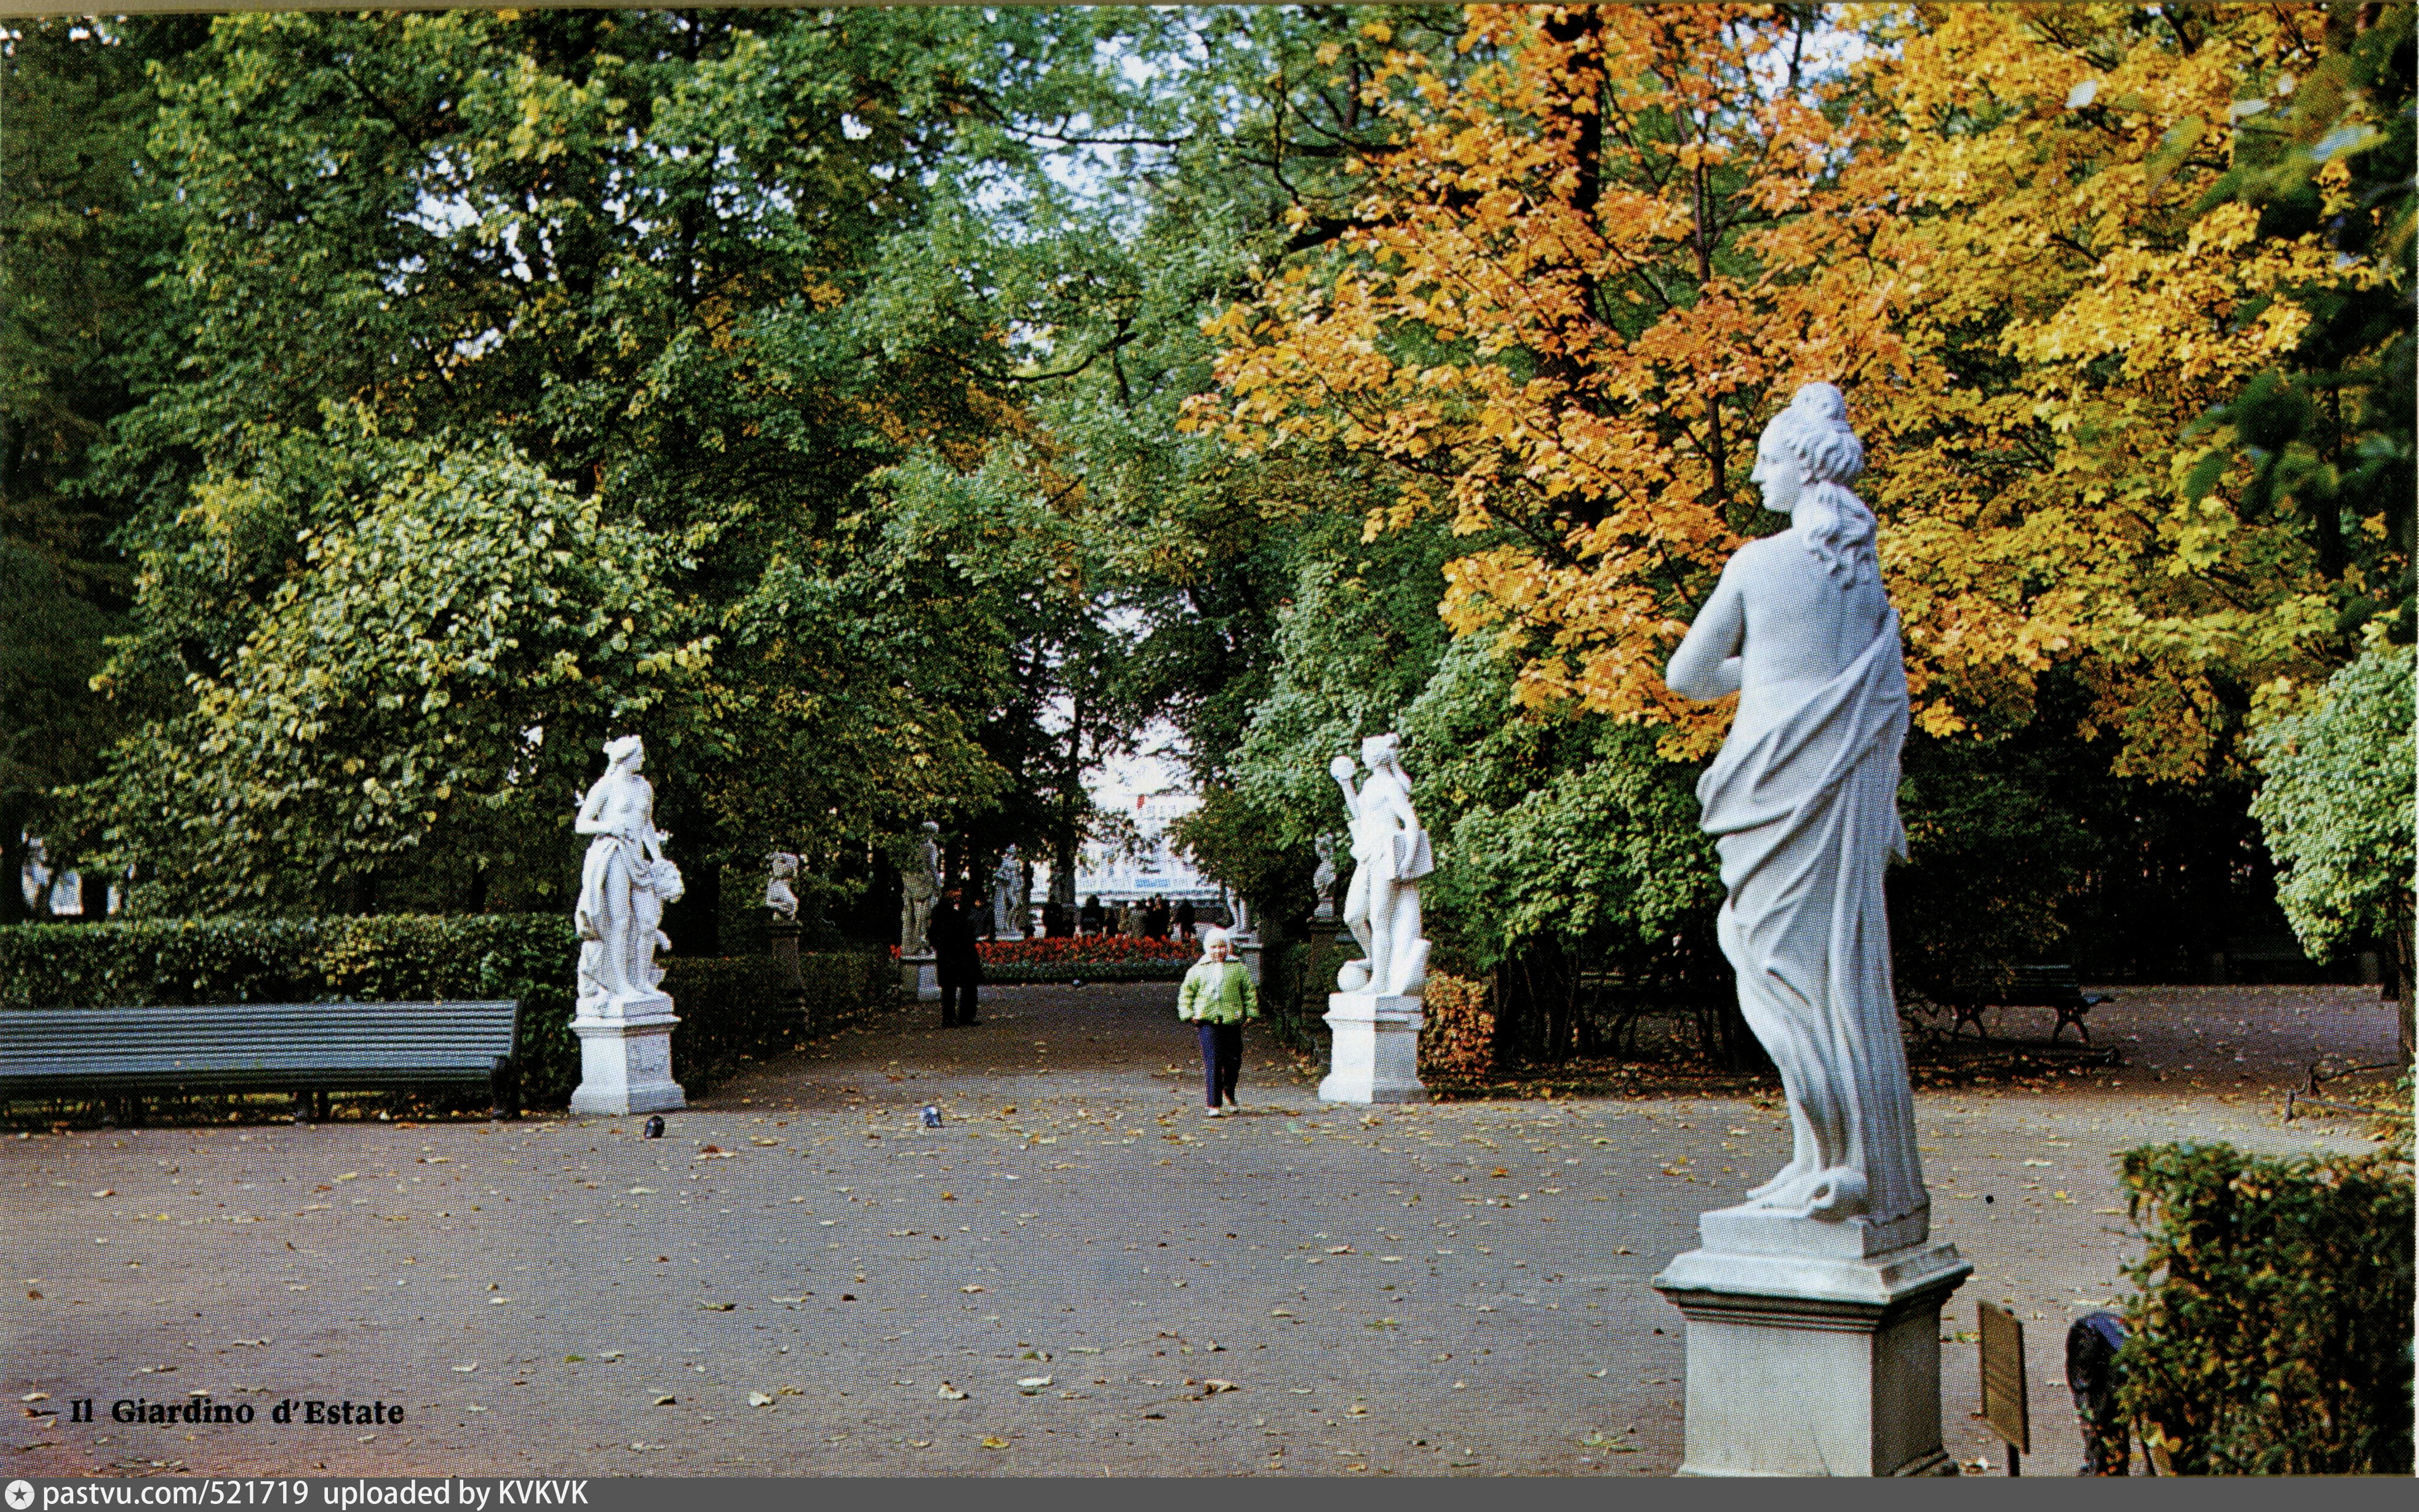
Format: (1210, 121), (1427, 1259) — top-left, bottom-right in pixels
(0, 1000), (522, 1123)
(1946, 965), (2110, 1044)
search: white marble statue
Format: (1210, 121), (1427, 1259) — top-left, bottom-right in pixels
(765, 851), (800, 921)
(900, 821), (940, 955)
(991, 846), (1023, 938)
(573, 734), (685, 1013)
(1663, 382), (1924, 1231)
(1329, 733), (1433, 998)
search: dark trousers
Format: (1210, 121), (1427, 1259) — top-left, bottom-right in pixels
(1197, 1022), (1241, 1107)
(940, 979), (979, 1026)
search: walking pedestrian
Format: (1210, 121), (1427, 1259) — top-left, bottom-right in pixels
(1177, 928), (1257, 1115)
(930, 884), (982, 1027)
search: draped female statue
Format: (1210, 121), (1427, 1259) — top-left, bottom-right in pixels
(900, 822), (941, 955)
(574, 735), (684, 1014)
(1329, 733), (1433, 999)
(1664, 383), (1924, 1231)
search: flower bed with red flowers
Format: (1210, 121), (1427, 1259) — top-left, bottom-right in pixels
(887, 934), (1202, 981)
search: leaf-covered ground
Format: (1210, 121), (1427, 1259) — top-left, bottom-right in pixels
(4, 982), (2396, 1476)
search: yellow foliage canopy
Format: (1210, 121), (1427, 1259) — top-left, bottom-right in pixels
(1187, 2), (2390, 779)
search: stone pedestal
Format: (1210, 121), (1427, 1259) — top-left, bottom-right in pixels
(1236, 936), (1264, 992)
(766, 922), (805, 989)
(1653, 1209), (1970, 1476)
(899, 952), (938, 1001)
(1317, 992), (1427, 1104)
(568, 994), (687, 1116)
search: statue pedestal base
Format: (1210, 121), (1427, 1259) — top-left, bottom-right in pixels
(568, 995), (687, 1116)
(1318, 992), (1426, 1104)
(899, 952), (938, 1001)
(1236, 936), (1264, 992)
(1653, 1218), (1970, 1477)
(765, 923), (805, 991)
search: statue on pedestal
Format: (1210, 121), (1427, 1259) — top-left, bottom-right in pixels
(1329, 733), (1432, 998)
(573, 734), (683, 1014)
(1664, 381), (1924, 1231)
(992, 846), (1024, 939)
(764, 851), (800, 921)
(1310, 835), (1339, 923)
(900, 822), (941, 955)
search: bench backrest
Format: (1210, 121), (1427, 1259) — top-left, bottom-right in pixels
(0, 1001), (519, 1078)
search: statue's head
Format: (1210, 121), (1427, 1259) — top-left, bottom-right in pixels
(1758, 383), (1876, 585)
(1758, 383), (1864, 488)
(1360, 731), (1404, 771)
(922, 820), (941, 835)
(603, 734), (645, 771)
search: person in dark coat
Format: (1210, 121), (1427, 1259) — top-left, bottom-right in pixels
(1173, 897), (1197, 942)
(1078, 895), (1105, 936)
(930, 885), (982, 1027)
(1143, 898), (1171, 941)
(1039, 897), (1069, 939)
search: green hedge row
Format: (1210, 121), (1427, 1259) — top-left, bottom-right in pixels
(2118, 1140), (2415, 1474)
(0, 918), (891, 1113)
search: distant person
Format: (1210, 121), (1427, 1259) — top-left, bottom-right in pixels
(1040, 898), (1069, 939)
(1078, 895), (1105, 936)
(1177, 928), (1258, 1116)
(1144, 899), (1171, 941)
(1173, 898), (1197, 942)
(929, 885), (982, 1027)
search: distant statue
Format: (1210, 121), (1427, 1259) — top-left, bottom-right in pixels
(992, 846), (1024, 939)
(765, 851), (800, 921)
(1663, 381), (1924, 1229)
(1329, 733), (1432, 998)
(900, 822), (941, 955)
(1310, 835), (1339, 923)
(574, 734), (684, 1014)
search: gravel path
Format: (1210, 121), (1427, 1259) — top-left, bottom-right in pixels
(4, 980), (2398, 1478)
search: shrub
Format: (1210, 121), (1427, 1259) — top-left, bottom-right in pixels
(0, 918), (888, 1112)
(1420, 969), (1497, 1081)
(2116, 1140), (2415, 1474)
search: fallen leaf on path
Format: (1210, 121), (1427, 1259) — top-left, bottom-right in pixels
(980, 1436), (1008, 1449)
(451, 1364), (478, 1374)
(653, 1395), (677, 1407)
(936, 1383), (966, 1400)
(698, 1302), (736, 1311)
(1202, 1380), (1237, 1394)
(747, 1392), (773, 1408)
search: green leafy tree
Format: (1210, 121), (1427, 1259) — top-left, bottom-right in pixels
(70, 428), (706, 914)
(0, 17), (203, 919)
(2250, 644), (2416, 1048)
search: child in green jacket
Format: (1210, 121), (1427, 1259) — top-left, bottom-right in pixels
(1178, 928), (1258, 1115)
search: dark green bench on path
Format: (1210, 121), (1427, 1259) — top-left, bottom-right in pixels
(0, 1000), (522, 1123)
(1947, 966), (2110, 1044)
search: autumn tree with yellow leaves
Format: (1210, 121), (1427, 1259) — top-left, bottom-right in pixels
(1192, 2), (2407, 784)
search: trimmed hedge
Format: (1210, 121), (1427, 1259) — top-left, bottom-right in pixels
(2116, 1140), (2415, 1474)
(0, 917), (890, 1113)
